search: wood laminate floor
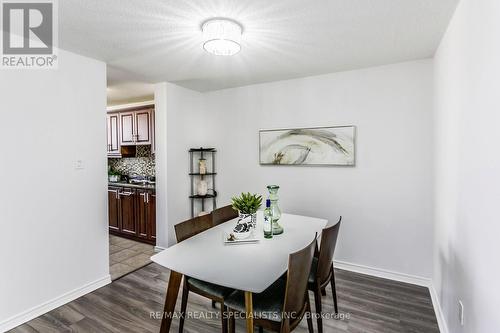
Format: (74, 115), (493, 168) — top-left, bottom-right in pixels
(10, 263), (439, 333)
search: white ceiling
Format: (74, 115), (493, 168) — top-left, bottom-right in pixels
(106, 67), (154, 105)
(60, 0), (459, 93)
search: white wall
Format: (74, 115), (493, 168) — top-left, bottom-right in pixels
(0, 50), (109, 331)
(433, 0), (500, 332)
(201, 60), (435, 278)
(154, 83), (208, 248)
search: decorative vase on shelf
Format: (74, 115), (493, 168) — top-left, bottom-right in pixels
(197, 180), (208, 196)
(199, 158), (207, 174)
(267, 185), (283, 235)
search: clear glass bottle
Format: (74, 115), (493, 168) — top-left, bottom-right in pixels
(263, 199), (273, 239)
(267, 185), (284, 235)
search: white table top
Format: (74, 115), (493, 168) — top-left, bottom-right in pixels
(151, 212), (327, 293)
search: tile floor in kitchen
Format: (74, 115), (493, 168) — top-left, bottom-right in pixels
(109, 235), (154, 280)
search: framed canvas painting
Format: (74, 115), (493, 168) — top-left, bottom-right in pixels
(259, 126), (356, 166)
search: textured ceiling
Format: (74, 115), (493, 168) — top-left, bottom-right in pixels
(59, 0), (459, 93)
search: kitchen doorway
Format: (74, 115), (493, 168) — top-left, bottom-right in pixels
(106, 99), (157, 280)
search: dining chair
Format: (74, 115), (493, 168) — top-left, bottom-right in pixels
(225, 237), (317, 333)
(174, 213), (235, 333)
(308, 217), (341, 333)
(212, 204), (238, 226)
(210, 204), (239, 309)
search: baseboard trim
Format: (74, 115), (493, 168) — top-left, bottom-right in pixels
(0, 275), (111, 332)
(428, 283), (449, 333)
(333, 260), (448, 333)
(154, 246), (166, 252)
(333, 260), (431, 287)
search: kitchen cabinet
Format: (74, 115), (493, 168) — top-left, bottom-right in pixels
(108, 187), (120, 231)
(120, 112), (135, 145)
(136, 189), (156, 242)
(119, 188), (136, 235)
(119, 108), (153, 146)
(106, 114), (121, 157)
(148, 192), (156, 242)
(108, 186), (156, 245)
(135, 110), (152, 144)
(136, 190), (148, 239)
(151, 109), (155, 155)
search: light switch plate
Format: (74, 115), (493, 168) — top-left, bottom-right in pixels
(75, 159), (84, 170)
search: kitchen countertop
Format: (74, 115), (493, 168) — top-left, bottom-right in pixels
(108, 181), (156, 190)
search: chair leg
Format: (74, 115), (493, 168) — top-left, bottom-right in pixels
(221, 304), (228, 333)
(228, 309), (235, 333)
(306, 299), (314, 333)
(179, 281), (189, 333)
(321, 288), (326, 296)
(314, 285), (323, 333)
(280, 318), (291, 333)
(330, 265), (339, 314)
(259, 326), (264, 333)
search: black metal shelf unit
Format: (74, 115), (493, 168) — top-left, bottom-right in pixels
(189, 148), (217, 217)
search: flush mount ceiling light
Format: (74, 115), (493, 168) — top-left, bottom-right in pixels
(202, 18), (242, 56)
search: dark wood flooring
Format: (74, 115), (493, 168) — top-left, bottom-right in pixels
(9, 264), (439, 333)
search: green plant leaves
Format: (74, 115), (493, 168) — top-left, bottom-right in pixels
(231, 192), (263, 214)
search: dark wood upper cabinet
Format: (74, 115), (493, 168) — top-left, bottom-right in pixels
(106, 114), (121, 157)
(120, 112), (136, 145)
(151, 110), (155, 155)
(119, 108), (152, 146)
(135, 110), (151, 144)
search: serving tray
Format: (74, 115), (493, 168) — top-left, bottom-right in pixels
(223, 231), (260, 245)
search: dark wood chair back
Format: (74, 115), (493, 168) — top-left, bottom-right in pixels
(316, 217), (342, 284)
(174, 214), (213, 242)
(283, 236), (317, 317)
(212, 205), (238, 226)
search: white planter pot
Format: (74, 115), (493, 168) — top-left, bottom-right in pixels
(108, 175), (120, 182)
(233, 212), (257, 239)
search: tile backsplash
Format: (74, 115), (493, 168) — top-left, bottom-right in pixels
(108, 145), (155, 177)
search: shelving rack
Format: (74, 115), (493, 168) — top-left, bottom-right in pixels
(189, 147), (217, 217)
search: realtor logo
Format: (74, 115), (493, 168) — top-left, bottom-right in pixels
(1, 0), (58, 69)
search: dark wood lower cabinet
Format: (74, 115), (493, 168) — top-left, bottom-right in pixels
(108, 186), (156, 245)
(137, 191), (148, 239)
(136, 189), (156, 243)
(108, 187), (120, 231)
(120, 188), (137, 235)
(148, 193), (156, 243)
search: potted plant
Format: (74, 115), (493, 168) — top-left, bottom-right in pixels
(108, 166), (121, 182)
(231, 192), (262, 238)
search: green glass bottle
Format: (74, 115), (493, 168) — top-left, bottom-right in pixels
(263, 199), (273, 239)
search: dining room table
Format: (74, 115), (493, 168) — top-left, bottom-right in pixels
(151, 211), (328, 333)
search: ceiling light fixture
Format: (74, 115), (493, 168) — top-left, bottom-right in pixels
(202, 18), (242, 56)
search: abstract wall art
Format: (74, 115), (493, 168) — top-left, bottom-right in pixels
(259, 126), (356, 166)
